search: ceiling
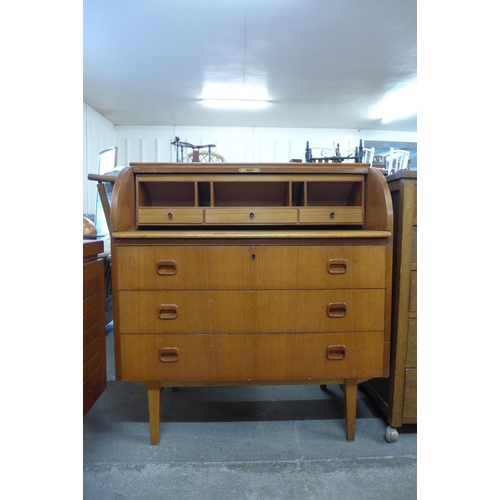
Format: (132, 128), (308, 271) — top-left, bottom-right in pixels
(83, 0), (417, 132)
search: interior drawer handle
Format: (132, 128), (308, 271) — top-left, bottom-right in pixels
(158, 304), (178, 320)
(327, 302), (347, 318)
(157, 260), (177, 276)
(328, 259), (347, 275)
(159, 347), (179, 363)
(326, 345), (346, 361)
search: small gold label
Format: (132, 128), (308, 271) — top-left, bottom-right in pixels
(238, 167), (261, 172)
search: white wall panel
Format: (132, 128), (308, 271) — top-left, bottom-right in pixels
(83, 103), (417, 217)
(114, 125), (409, 165)
(113, 125), (417, 165)
(83, 103), (116, 216)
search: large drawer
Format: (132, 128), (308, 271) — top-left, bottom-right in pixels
(118, 289), (386, 334)
(116, 245), (387, 291)
(119, 332), (386, 382)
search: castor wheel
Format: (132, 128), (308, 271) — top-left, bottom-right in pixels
(385, 426), (399, 443)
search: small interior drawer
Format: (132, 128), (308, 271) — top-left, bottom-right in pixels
(137, 207), (204, 225)
(298, 207), (363, 224)
(204, 207), (298, 224)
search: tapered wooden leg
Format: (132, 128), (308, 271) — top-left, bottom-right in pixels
(147, 382), (162, 445)
(344, 379), (357, 442)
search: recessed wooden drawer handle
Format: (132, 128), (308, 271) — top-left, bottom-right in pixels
(327, 302), (347, 318)
(326, 345), (346, 361)
(158, 304), (178, 320)
(328, 259), (347, 275)
(159, 347), (179, 363)
(157, 260), (177, 276)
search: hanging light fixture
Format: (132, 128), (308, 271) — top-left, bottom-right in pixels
(371, 83), (417, 123)
(201, 99), (269, 109)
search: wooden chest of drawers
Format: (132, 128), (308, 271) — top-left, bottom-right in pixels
(110, 163), (393, 444)
(363, 170), (417, 441)
(83, 239), (107, 416)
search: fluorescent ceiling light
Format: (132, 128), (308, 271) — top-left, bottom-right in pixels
(201, 99), (269, 109)
(371, 83), (417, 123)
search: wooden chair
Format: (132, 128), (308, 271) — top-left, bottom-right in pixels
(187, 150), (225, 162)
(88, 146), (122, 325)
(344, 148), (360, 163)
(87, 172), (119, 325)
(386, 148), (410, 175)
(362, 147), (375, 166)
(87, 173), (118, 231)
(308, 147), (334, 163)
(344, 145), (374, 165)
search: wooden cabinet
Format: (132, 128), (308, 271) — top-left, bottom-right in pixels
(83, 239), (107, 416)
(363, 170), (417, 441)
(110, 163), (393, 444)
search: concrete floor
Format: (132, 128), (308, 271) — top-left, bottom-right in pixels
(83, 324), (417, 499)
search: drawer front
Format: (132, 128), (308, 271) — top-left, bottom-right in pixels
(118, 289), (386, 334)
(116, 245), (387, 290)
(406, 318), (417, 367)
(205, 207), (298, 224)
(403, 368), (417, 422)
(137, 207), (204, 225)
(413, 184), (417, 224)
(298, 207), (363, 224)
(411, 226), (417, 269)
(120, 332), (386, 382)
(409, 271), (417, 312)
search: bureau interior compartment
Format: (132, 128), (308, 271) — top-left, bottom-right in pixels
(134, 174), (365, 227)
(136, 177), (202, 207)
(136, 175), (364, 209)
(302, 180), (363, 207)
(211, 181), (291, 207)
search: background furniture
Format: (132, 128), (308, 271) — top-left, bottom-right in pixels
(386, 148), (410, 175)
(362, 147), (375, 166)
(93, 147), (118, 235)
(187, 150), (226, 162)
(110, 162), (393, 445)
(87, 172), (118, 324)
(363, 170), (417, 441)
(83, 239), (107, 416)
(170, 137), (217, 162)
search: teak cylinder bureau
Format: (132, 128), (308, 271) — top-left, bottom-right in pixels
(110, 163), (393, 444)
